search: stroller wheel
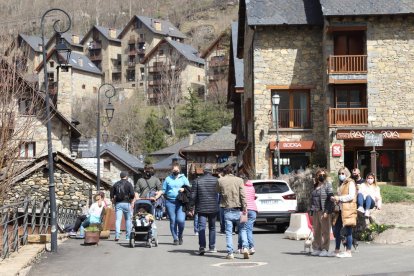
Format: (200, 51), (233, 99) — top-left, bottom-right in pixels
(147, 239), (152, 248)
(129, 237), (135, 248)
(154, 238), (158, 247)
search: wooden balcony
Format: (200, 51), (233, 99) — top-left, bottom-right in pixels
(149, 79), (164, 86)
(328, 55), (367, 74)
(328, 108), (368, 126)
(128, 49), (137, 56)
(88, 40), (102, 50)
(270, 109), (311, 129)
(149, 65), (164, 73)
(89, 53), (102, 61)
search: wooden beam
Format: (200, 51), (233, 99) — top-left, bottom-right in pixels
(266, 85), (315, 90)
(235, 88), (244, 93)
(328, 79), (367, 84)
(326, 26), (367, 33)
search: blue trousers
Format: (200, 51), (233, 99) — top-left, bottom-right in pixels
(333, 212), (353, 250)
(198, 213), (216, 250)
(165, 199), (185, 241)
(357, 194), (376, 210)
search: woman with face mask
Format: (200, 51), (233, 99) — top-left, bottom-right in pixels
(160, 162), (190, 245)
(310, 169), (334, 257)
(330, 167), (357, 258)
(356, 173), (382, 217)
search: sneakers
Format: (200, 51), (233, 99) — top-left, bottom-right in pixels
(357, 206), (365, 213)
(327, 251), (340, 257)
(114, 237), (119, 242)
(194, 232), (199, 236)
(337, 251), (352, 258)
(225, 253), (234, 259)
(311, 250), (322, 256)
(173, 240), (179, 245)
(234, 248), (242, 254)
(249, 248), (255, 255)
(198, 248), (205, 256)
(219, 231), (225, 236)
(243, 248), (250, 259)
(365, 210), (370, 217)
(68, 231), (77, 236)
(319, 250), (328, 257)
(207, 248), (217, 253)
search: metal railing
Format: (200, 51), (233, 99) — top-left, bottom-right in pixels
(0, 197), (77, 259)
(328, 55), (367, 74)
(271, 109), (311, 129)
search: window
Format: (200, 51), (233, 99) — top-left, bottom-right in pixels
(93, 87), (97, 94)
(82, 84), (86, 89)
(19, 142), (35, 158)
(50, 61), (55, 68)
(18, 98), (34, 115)
(271, 90), (310, 129)
(127, 70), (135, 82)
(159, 50), (164, 56)
(136, 21), (143, 29)
(139, 33), (145, 39)
(103, 161), (111, 172)
(334, 85), (366, 108)
(140, 68), (144, 80)
(47, 72), (54, 82)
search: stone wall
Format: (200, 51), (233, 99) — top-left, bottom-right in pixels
(250, 25), (325, 178)
(4, 169), (99, 211)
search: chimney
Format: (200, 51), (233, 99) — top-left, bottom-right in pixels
(108, 28), (117, 39)
(57, 66), (73, 121)
(154, 20), (162, 31)
(78, 57), (83, 67)
(189, 133), (194, 145)
(72, 34), (79, 44)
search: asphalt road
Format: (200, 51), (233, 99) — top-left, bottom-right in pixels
(29, 220), (414, 276)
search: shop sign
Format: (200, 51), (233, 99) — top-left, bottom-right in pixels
(336, 129), (413, 140)
(332, 144), (342, 157)
(364, 133), (383, 147)
(269, 140), (315, 151)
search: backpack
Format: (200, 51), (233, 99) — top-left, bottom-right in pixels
(115, 180), (129, 202)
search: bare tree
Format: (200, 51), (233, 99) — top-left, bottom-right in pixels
(0, 59), (44, 201)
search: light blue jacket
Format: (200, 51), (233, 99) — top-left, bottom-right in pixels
(162, 174), (190, 200)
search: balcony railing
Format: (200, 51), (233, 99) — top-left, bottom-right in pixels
(127, 61), (136, 67)
(88, 40), (102, 50)
(271, 109), (311, 129)
(89, 53), (102, 61)
(128, 49), (137, 56)
(149, 79), (164, 86)
(328, 108), (368, 126)
(209, 58), (228, 67)
(328, 55), (367, 74)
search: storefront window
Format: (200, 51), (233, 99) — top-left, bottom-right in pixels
(357, 150), (404, 183)
(273, 152), (310, 175)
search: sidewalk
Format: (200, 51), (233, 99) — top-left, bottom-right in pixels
(0, 244), (44, 276)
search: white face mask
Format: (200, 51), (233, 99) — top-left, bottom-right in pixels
(339, 175), (346, 181)
(367, 179), (374, 184)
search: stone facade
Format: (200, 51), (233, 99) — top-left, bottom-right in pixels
(4, 169), (98, 211)
(244, 25), (324, 178)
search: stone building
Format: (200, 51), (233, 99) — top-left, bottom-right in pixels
(200, 32), (230, 100)
(117, 15), (186, 91)
(4, 34), (43, 81)
(142, 38), (205, 104)
(45, 32), (84, 54)
(235, 0), (414, 186)
(80, 26), (122, 83)
(4, 152), (111, 211)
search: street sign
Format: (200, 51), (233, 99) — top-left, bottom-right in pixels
(364, 133), (383, 147)
(332, 144), (342, 157)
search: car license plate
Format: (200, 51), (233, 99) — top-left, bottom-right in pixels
(260, 199), (279, 205)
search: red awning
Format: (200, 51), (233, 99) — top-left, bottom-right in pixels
(269, 141), (316, 152)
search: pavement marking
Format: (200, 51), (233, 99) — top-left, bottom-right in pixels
(212, 262), (267, 268)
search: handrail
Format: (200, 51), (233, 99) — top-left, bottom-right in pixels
(0, 197), (78, 259)
(328, 55), (367, 73)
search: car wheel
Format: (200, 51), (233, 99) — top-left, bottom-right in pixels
(276, 223), (289, 233)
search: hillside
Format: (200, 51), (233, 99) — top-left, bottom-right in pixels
(0, 0), (238, 52)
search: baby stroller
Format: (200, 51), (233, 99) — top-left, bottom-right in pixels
(129, 199), (158, 248)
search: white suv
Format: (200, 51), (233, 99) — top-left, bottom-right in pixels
(251, 179), (297, 228)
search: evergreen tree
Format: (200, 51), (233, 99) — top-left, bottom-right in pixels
(142, 111), (166, 154)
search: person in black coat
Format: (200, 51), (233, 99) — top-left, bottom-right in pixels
(189, 164), (219, 255)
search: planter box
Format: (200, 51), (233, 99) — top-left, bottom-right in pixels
(84, 231), (101, 245)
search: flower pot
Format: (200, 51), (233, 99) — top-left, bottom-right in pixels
(84, 231), (101, 245)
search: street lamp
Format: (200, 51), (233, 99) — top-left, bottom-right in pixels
(96, 84), (116, 192)
(272, 94), (281, 177)
(41, 8), (71, 253)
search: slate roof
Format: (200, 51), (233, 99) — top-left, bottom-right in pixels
(19, 34), (43, 52)
(100, 142), (145, 170)
(231, 22), (243, 89)
(61, 32), (84, 48)
(68, 51), (101, 75)
(118, 15), (186, 39)
(80, 26), (122, 45)
(153, 153), (185, 170)
(245, 0), (323, 26)
(320, 0), (414, 16)
(181, 125), (235, 152)
(150, 133), (211, 156)
(166, 39), (205, 65)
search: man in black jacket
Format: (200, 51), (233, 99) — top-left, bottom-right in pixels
(110, 171), (135, 241)
(190, 164), (219, 255)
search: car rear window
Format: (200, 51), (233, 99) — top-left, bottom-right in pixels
(253, 182), (289, 194)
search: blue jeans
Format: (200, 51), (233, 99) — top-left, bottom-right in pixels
(333, 212), (353, 250)
(115, 202), (132, 239)
(165, 199), (186, 241)
(224, 209), (247, 254)
(78, 217), (91, 237)
(238, 210), (257, 249)
(155, 207), (163, 220)
(194, 213), (199, 233)
(219, 207), (225, 233)
(357, 194), (376, 210)
(198, 213), (216, 249)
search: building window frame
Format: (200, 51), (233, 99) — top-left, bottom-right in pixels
(19, 142), (35, 158)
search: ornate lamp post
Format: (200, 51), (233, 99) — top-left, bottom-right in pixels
(41, 8), (71, 253)
(272, 94), (281, 177)
(96, 84), (116, 192)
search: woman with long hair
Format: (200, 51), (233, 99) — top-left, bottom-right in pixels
(357, 172), (382, 217)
